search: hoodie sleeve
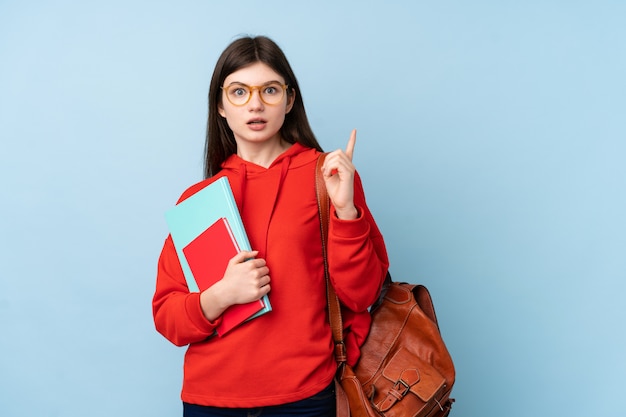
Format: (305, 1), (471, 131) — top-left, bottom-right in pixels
(327, 172), (389, 312)
(152, 236), (221, 346)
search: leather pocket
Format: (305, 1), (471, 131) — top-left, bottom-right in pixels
(370, 347), (447, 417)
(381, 348), (446, 402)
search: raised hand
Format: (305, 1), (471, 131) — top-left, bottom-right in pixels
(321, 129), (358, 220)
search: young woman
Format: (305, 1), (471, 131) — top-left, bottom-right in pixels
(153, 35), (389, 417)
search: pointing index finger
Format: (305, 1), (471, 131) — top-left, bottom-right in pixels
(346, 129), (357, 160)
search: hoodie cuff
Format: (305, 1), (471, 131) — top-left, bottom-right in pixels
(330, 204), (369, 238)
(185, 292), (222, 334)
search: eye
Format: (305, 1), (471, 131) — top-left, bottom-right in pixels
(263, 84), (282, 95)
(232, 87), (247, 97)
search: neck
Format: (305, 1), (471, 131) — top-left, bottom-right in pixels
(237, 137), (291, 168)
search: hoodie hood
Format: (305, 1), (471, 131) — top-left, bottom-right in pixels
(218, 142), (319, 256)
(220, 142), (316, 210)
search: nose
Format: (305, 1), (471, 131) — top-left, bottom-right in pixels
(247, 88), (264, 109)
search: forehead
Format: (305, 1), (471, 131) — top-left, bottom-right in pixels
(223, 62), (284, 85)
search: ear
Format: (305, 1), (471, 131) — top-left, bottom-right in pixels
(285, 88), (296, 114)
(218, 103), (226, 118)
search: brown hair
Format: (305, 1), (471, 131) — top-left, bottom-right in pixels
(204, 36), (322, 178)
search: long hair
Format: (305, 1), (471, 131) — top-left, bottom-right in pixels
(204, 36), (322, 178)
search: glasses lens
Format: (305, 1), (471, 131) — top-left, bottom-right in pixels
(260, 83), (285, 105)
(225, 85), (250, 105)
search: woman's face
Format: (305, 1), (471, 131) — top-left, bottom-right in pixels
(218, 62), (294, 150)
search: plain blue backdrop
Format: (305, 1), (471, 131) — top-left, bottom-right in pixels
(1, 1), (624, 416)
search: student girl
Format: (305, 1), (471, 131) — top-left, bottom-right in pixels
(153, 35), (389, 417)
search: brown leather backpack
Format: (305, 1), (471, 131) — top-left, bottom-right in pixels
(338, 280), (456, 417)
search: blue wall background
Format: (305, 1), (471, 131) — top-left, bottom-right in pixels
(1, 1), (624, 416)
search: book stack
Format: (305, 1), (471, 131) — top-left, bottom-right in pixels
(165, 177), (272, 336)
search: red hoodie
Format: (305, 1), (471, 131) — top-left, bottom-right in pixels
(153, 143), (389, 407)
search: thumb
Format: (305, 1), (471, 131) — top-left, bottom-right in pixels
(231, 250), (258, 264)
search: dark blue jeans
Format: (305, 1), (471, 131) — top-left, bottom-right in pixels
(183, 382), (336, 417)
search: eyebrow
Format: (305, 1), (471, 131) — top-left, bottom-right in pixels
(225, 80), (283, 87)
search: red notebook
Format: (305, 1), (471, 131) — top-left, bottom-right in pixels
(182, 217), (265, 336)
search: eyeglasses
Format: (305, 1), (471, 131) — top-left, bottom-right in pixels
(221, 82), (288, 106)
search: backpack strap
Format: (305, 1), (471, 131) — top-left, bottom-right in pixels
(315, 153), (347, 364)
